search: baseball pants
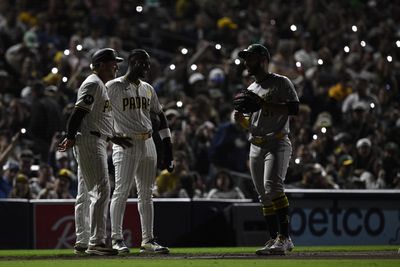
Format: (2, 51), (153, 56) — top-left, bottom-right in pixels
(73, 135), (110, 246)
(110, 137), (157, 243)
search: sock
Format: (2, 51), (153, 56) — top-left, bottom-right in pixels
(272, 193), (290, 238)
(262, 205), (279, 239)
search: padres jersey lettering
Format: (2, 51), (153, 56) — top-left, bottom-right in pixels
(106, 77), (161, 134)
(103, 100), (112, 112)
(122, 97), (150, 111)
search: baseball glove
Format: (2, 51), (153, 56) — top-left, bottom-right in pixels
(233, 89), (263, 113)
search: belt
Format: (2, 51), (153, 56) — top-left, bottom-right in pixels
(250, 132), (286, 146)
(89, 131), (111, 142)
(129, 132), (152, 140)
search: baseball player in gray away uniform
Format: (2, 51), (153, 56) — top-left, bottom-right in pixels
(234, 44), (299, 255)
(58, 48), (132, 256)
(107, 49), (173, 254)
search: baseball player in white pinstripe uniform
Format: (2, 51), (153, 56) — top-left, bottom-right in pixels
(106, 49), (173, 254)
(234, 44), (299, 255)
(58, 48), (132, 256)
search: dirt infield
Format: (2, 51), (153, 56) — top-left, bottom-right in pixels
(1, 251), (399, 261)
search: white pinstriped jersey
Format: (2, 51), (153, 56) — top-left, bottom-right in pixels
(248, 73), (299, 136)
(75, 73), (114, 137)
(106, 76), (162, 134)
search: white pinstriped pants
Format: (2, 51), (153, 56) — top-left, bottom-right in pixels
(73, 135), (110, 246)
(249, 137), (292, 206)
(110, 137), (157, 243)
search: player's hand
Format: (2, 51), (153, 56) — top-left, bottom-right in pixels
(233, 111), (245, 122)
(110, 135), (132, 148)
(233, 111), (249, 129)
(58, 138), (75, 152)
(162, 138), (174, 173)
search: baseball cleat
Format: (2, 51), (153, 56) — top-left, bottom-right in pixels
(140, 239), (170, 254)
(73, 243), (88, 255)
(255, 238), (277, 255)
(112, 239), (130, 254)
(85, 243), (118, 256)
(269, 234), (294, 254)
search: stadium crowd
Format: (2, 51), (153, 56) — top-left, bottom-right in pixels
(0, 0), (399, 201)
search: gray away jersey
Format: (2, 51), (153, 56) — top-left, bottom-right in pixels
(106, 76), (162, 134)
(248, 73), (299, 136)
(75, 73), (114, 137)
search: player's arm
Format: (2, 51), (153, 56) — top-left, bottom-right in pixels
(158, 111), (174, 172)
(58, 107), (88, 151)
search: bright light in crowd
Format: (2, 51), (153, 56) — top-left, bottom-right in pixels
(352, 25), (358, 32)
(360, 40), (366, 47)
(295, 158), (301, 164)
(387, 55), (392, 62)
(234, 59), (241, 65)
(64, 49), (70, 56)
(215, 43), (222, 50)
(290, 24), (297, 32)
(296, 61), (302, 68)
(370, 103), (375, 109)
(176, 101), (183, 108)
(313, 134), (318, 140)
(181, 48), (188, 55)
(270, 19), (276, 25)
(76, 44), (83, 51)
(136, 6), (143, 12)
(321, 127), (327, 134)
(317, 59), (323, 65)
(62, 77), (68, 83)
(20, 128), (26, 134)
(190, 64), (197, 71)
(51, 67), (58, 74)
(396, 40), (400, 48)
(169, 64), (176, 70)
(344, 46), (350, 53)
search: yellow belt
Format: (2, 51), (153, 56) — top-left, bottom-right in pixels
(250, 132), (285, 146)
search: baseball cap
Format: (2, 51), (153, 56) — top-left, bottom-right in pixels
(352, 101), (368, 112)
(57, 168), (73, 182)
(356, 138), (371, 148)
(339, 154), (353, 166)
(189, 72), (205, 85)
(91, 48), (124, 65)
(128, 49), (150, 60)
(23, 31), (39, 48)
(20, 149), (34, 159)
(238, 44), (271, 62)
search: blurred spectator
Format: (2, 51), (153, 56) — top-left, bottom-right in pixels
(9, 173), (34, 199)
(29, 163), (55, 198)
(5, 30), (40, 76)
(0, 161), (20, 198)
(18, 149), (35, 179)
(28, 81), (65, 161)
(178, 171), (205, 199)
(209, 109), (249, 174)
(155, 151), (189, 198)
(206, 170), (245, 199)
(288, 163), (338, 189)
(379, 142), (400, 188)
(37, 168), (73, 199)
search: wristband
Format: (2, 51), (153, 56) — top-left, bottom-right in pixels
(159, 128), (172, 140)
